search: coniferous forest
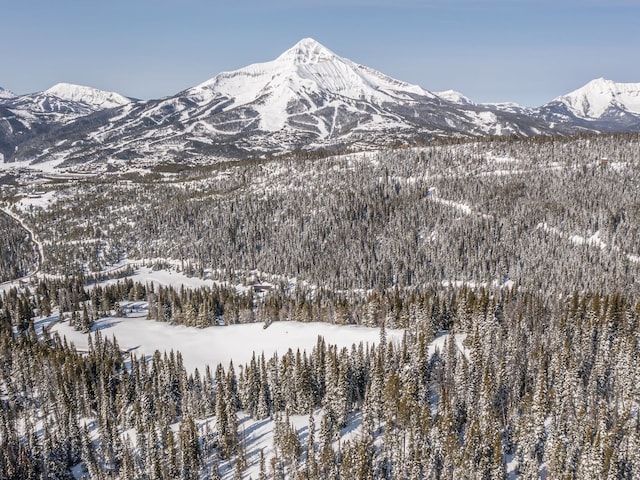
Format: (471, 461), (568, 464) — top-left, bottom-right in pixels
(2, 133), (640, 479)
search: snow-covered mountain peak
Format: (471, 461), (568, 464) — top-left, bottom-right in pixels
(553, 78), (640, 118)
(275, 37), (337, 65)
(587, 77), (614, 88)
(44, 83), (131, 109)
(192, 38), (433, 116)
(177, 39), (435, 135)
(437, 90), (474, 105)
(0, 86), (16, 99)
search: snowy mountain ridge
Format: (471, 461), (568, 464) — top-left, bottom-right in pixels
(435, 90), (474, 105)
(533, 77), (640, 132)
(196, 38), (432, 103)
(1, 39), (640, 170)
(0, 86), (15, 99)
(44, 83), (132, 110)
(552, 77), (640, 119)
(0, 83), (134, 165)
(6, 38), (555, 168)
(187, 37), (435, 132)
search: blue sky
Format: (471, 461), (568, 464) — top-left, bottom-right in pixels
(2, 0), (639, 106)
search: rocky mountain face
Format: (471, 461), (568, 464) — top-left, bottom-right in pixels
(1, 39), (639, 169)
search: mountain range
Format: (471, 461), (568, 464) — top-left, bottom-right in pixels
(2, 38), (640, 170)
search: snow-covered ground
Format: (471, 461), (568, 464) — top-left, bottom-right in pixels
(92, 264), (233, 291)
(15, 190), (59, 211)
(0, 157), (66, 173)
(53, 312), (404, 373)
(428, 331), (469, 359)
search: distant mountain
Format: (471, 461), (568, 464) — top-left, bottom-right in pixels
(44, 83), (131, 110)
(553, 78), (640, 119)
(2, 40), (639, 170)
(7, 39), (557, 168)
(482, 102), (531, 116)
(535, 78), (640, 132)
(0, 87), (15, 100)
(435, 90), (474, 105)
(5, 82), (131, 121)
(0, 83), (131, 163)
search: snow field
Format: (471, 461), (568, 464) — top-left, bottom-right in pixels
(53, 313), (404, 374)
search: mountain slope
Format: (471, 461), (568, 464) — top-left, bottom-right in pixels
(10, 39), (559, 168)
(553, 78), (640, 119)
(534, 78), (640, 131)
(0, 87), (15, 100)
(0, 83), (131, 163)
(3, 41), (640, 170)
(44, 83), (131, 110)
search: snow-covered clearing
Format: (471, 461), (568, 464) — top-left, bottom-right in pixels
(53, 312), (404, 373)
(441, 278), (514, 291)
(0, 157), (65, 174)
(486, 154), (518, 163)
(15, 190), (59, 211)
(568, 230), (607, 250)
(92, 264), (231, 291)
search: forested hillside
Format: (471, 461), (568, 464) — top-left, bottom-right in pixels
(16, 133), (640, 295)
(0, 211), (39, 283)
(2, 133), (640, 479)
(3, 283), (640, 478)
